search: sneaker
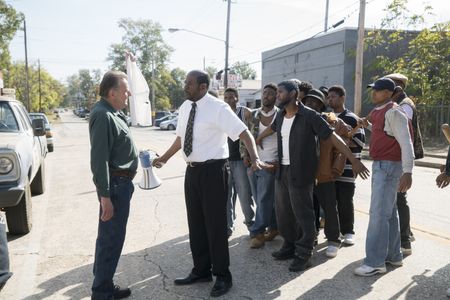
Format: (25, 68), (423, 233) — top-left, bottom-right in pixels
(401, 246), (412, 256)
(250, 234), (265, 249)
(325, 245), (339, 258)
(446, 287), (450, 297)
(343, 233), (355, 245)
(354, 264), (386, 277)
(385, 260), (403, 267)
(289, 256), (312, 272)
(264, 229), (279, 242)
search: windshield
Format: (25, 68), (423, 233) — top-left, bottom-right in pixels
(0, 102), (19, 132)
(29, 113), (49, 124)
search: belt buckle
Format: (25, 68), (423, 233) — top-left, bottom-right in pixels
(187, 162), (195, 167)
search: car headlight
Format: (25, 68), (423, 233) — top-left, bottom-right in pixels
(0, 157), (13, 174)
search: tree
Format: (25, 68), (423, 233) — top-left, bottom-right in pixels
(364, 0), (448, 105)
(107, 19), (174, 111)
(205, 66), (217, 79)
(0, 1), (22, 70)
(168, 68), (186, 109)
(64, 69), (101, 109)
(231, 61), (257, 80)
(4, 62), (65, 112)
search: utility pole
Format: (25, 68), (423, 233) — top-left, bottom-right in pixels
(353, 0), (366, 116)
(38, 59), (42, 112)
(151, 48), (156, 122)
(224, 0), (231, 89)
(23, 16), (31, 111)
(324, 0), (330, 32)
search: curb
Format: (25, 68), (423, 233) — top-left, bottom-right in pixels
(361, 152), (444, 169)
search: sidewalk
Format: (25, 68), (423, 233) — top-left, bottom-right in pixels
(362, 146), (448, 169)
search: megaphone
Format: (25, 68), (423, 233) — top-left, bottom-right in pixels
(138, 150), (162, 189)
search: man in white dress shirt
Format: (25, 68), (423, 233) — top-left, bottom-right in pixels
(153, 70), (262, 297)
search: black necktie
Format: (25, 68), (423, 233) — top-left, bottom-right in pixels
(184, 102), (197, 157)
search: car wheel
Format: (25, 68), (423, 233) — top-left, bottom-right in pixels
(168, 124), (175, 130)
(5, 178), (32, 235)
(47, 144), (54, 152)
(31, 162), (46, 195)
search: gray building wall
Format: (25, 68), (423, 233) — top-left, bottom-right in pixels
(262, 28), (358, 110)
(262, 28), (416, 115)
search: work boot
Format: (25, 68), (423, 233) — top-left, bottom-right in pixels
(264, 229), (279, 242)
(250, 234), (265, 249)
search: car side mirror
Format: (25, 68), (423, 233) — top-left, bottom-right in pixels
(32, 119), (46, 136)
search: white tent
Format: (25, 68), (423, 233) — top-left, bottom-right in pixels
(126, 57), (152, 126)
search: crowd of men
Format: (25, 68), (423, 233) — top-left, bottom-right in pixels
(88, 69), (450, 299)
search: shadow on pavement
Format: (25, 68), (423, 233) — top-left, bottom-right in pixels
(21, 234), (337, 300)
(401, 263), (450, 300)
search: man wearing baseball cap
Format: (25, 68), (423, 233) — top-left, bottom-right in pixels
(354, 77), (415, 276)
(385, 73), (424, 256)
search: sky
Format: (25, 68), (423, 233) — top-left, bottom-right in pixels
(6, 0), (450, 84)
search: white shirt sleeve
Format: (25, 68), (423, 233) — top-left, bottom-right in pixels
(400, 103), (414, 120)
(384, 108), (415, 173)
(216, 103), (248, 141)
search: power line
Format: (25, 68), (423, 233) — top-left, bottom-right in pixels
(228, 0), (362, 62)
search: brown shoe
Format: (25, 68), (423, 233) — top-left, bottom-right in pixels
(250, 234), (265, 248)
(264, 230), (279, 242)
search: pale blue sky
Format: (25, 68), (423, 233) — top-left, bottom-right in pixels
(6, 0), (450, 83)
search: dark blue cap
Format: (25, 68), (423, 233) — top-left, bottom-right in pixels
(367, 78), (396, 91)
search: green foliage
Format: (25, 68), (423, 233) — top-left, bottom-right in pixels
(364, 0), (448, 105)
(231, 61), (256, 80)
(107, 18), (178, 110)
(64, 69), (101, 109)
(4, 62), (65, 112)
(0, 1), (21, 70)
(167, 68), (186, 109)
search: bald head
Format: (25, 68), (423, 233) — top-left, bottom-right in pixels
(187, 70), (210, 89)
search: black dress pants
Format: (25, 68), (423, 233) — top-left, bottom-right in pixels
(184, 160), (232, 282)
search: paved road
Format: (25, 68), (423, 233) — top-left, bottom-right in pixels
(2, 112), (450, 299)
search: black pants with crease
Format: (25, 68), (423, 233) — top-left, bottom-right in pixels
(184, 160), (232, 282)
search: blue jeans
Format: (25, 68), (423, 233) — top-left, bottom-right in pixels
(0, 212), (12, 288)
(227, 160), (254, 231)
(92, 176), (134, 299)
(248, 168), (277, 237)
(364, 161), (403, 267)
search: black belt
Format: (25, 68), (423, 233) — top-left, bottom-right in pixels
(110, 169), (137, 179)
(187, 159), (227, 167)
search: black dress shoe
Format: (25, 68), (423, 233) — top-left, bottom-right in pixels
(174, 273), (212, 285)
(113, 285), (131, 299)
(288, 256), (312, 272)
(272, 247), (295, 260)
(210, 280), (232, 297)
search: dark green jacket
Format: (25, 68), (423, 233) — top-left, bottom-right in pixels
(89, 99), (138, 197)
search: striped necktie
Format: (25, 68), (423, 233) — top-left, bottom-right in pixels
(183, 102), (197, 157)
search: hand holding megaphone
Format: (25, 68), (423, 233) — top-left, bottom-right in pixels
(138, 150), (162, 190)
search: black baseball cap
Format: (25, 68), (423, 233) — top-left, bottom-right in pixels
(303, 89), (327, 111)
(367, 78), (396, 91)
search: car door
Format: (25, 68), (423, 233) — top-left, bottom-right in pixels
(14, 104), (42, 179)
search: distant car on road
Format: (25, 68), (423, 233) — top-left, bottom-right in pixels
(154, 111), (172, 122)
(160, 117), (178, 130)
(29, 113), (54, 152)
(154, 114), (175, 127)
(0, 96), (47, 235)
